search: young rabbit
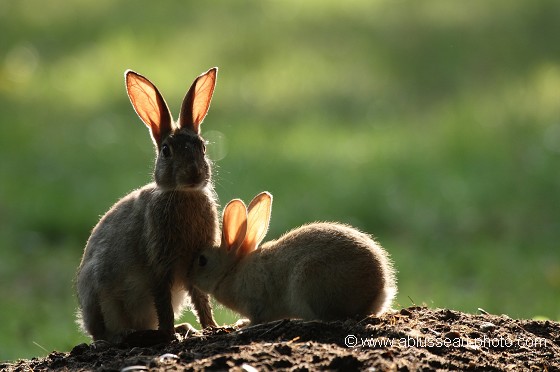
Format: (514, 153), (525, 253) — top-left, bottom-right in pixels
(190, 192), (397, 325)
(76, 67), (220, 343)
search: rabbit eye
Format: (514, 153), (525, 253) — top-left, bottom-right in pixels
(198, 255), (207, 267)
(199, 139), (208, 154)
(161, 144), (171, 158)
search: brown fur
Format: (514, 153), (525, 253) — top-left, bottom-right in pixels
(191, 193), (398, 325)
(76, 68), (220, 343)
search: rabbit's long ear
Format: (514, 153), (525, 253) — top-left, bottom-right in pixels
(179, 67), (218, 134)
(222, 199), (248, 252)
(125, 70), (173, 150)
(239, 192), (272, 256)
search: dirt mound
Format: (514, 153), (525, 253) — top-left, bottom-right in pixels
(3, 307), (559, 371)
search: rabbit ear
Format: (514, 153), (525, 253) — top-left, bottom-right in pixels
(221, 199), (248, 252)
(239, 192), (272, 255)
(125, 70), (173, 149)
(179, 67), (218, 134)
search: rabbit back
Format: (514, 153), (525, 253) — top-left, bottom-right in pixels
(250, 222), (396, 322)
(77, 184), (155, 341)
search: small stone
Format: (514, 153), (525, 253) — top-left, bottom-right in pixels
(442, 309), (459, 320)
(157, 353), (179, 365)
(444, 331), (461, 340)
(274, 344), (292, 356)
(120, 366), (148, 372)
(479, 322), (497, 332)
(241, 364), (259, 372)
(70, 343), (89, 356)
(400, 308), (412, 316)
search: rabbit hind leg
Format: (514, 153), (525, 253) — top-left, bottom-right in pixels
(78, 294), (108, 342)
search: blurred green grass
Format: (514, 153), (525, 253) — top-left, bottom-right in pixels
(1, 0), (560, 362)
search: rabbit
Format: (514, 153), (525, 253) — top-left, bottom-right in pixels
(76, 67), (221, 343)
(190, 192), (397, 325)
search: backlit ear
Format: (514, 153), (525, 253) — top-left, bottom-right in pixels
(239, 192), (272, 255)
(222, 199), (248, 252)
(179, 67), (218, 133)
(125, 70), (173, 149)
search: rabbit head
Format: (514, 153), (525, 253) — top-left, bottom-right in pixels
(191, 192), (272, 294)
(125, 68), (218, 191)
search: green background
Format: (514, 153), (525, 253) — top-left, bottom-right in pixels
(1, 0), (559, 362)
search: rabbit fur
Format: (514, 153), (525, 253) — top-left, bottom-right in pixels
(76, 68), (220, 343)
(190, 192), (397, 325)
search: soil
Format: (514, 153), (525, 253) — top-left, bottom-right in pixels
(2, 307), (559, 371)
